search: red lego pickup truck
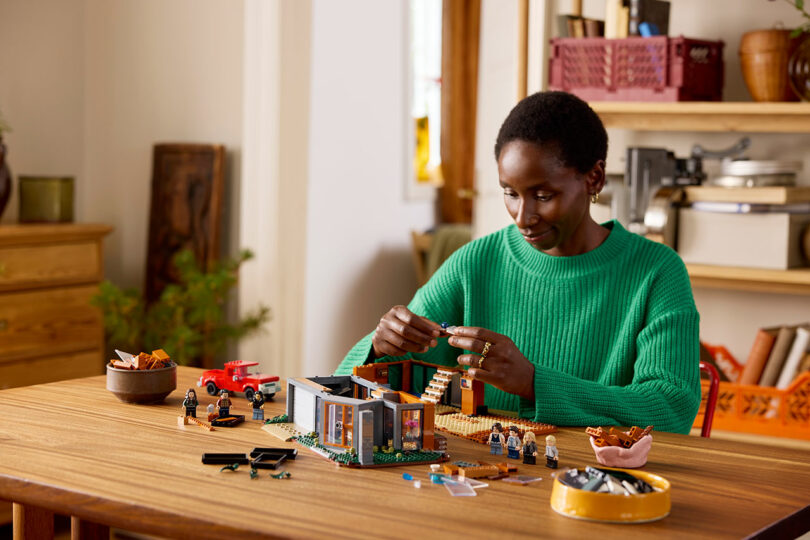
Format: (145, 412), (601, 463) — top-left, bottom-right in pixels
(197, 360), (281, 401)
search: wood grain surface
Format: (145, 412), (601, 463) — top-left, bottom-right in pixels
(0, 368), (809, 539)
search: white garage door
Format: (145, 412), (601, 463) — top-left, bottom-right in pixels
(293, 386), (317, 434)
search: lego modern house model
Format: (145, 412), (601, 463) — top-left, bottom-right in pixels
(285, 360), (486, 465)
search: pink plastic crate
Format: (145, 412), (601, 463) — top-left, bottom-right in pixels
(549, 36), (724, 102)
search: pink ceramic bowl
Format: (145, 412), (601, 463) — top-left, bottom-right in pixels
(590, 434), (652, 468)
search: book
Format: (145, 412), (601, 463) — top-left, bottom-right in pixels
(604, 0), (623, 39)
(738, 328), (778, 385)
(683, 186), (810, 205)
(759, 326), (797, 387)
(583, 18), (604, 38)
(617, 5), (630, 38)
(776, 325), (810, 389)
(796, 351), (810, 378)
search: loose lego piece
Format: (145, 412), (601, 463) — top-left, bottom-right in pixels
(250, 453), (287, 470)
(521, 432), (538, 465)
(182, 388), (199, 418)
(585, 425), (654, 448)
(210, 414), (245, 427)
(249, 468), (259, 479)
(108, 349), (174, 370)
(216, 390), (232, 418)
(501, 475), (543, 486)
(202, 453), (250, 465)
(443, 479), (477, 496)
(488, 423), (506, 455)
(250, 447), (298, 460)
(186, 416), (215, 431)
(269, 471), (291, 479)
(219, 463), (240, 472)
(506, 425), (522, 459)
(249, 390), (265, 421)
(545, 435), (558, 469)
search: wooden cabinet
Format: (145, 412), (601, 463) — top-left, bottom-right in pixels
(0, 224), (112, 389)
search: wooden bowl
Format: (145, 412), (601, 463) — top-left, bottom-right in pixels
(106, 363), (177, 403)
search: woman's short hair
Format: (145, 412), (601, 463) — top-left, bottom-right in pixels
(494, 91), (608, 174)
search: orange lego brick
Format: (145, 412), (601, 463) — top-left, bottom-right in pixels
(585, 426), (604, 438)
(152, 349), (170, 361)
(628, 426), (643, 441)
(604, 434), (621, 446)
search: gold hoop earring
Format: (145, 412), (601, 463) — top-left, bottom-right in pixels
(590, 192), (599, 204)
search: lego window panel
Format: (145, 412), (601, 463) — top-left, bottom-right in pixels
(325, 402), (353, 449)
(401, 409), (422, 450)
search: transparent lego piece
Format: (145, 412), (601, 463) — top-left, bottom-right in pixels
(443, 479), (477, 496)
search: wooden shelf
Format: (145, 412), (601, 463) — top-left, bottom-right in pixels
(686, 264), (810, 295)
(591, 102), (810, 132)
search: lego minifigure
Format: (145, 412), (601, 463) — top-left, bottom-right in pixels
(521, 431), (538, 465)
(216, 390), (232, 418)
(250, 390), (265, 421)
(488, 423), (506, 455)
(506, 425), (522, 459)
(182, 388), (199, 418)
(545, 434), (559, 469)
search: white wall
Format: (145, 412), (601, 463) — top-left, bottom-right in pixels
(0, 0), (85, 223)
(0, 0), (245, 289)
(82, 0), (245, 288)
(303, 0), (435, 376)
(474, 0), (810, 362)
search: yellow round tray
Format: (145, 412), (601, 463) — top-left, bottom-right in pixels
(550, 467), (671, 523)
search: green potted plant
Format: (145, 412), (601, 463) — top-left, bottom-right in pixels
(92, 248), (270, 366)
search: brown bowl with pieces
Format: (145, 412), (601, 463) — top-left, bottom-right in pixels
(106, 349), (177, 404)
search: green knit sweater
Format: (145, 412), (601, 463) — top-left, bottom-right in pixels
(335, 220), (701, 434)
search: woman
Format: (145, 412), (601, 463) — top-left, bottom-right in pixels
(335, 91), (700, 434)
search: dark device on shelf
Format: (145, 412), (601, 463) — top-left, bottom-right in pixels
(625, 137), (750, 245)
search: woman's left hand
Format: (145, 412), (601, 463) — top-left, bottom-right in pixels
(447, 326), (535, 400)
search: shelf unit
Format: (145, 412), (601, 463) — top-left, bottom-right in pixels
(591, 102), (810, 132)
(591, 101), (810, 295)
(685, 264), (810, 295)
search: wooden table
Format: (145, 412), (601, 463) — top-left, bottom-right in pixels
(1, 367), (809, 539)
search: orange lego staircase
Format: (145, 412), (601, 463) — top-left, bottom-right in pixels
(420, 368), (456, 404)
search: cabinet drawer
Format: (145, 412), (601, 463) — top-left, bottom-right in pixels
(0, 241), (102, 292)
(0, 349), (103, 389)
(0, 285), (103, 362)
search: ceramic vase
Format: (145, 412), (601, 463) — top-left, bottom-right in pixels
(739, 29), (799, 102)
(788, 36), (810, 101)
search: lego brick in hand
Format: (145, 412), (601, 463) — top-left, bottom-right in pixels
(590, 434), (653, 468)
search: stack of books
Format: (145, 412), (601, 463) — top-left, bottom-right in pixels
(678, 186), (810, 269)
(558, 0), (670, 38)
(736, 324), (810, 389)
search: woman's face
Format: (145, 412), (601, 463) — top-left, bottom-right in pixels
(497, 140), (603, 256)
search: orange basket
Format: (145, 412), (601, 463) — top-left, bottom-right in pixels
(695, 345), (810, 440)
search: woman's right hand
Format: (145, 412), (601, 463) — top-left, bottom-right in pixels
(371, 305), (444, 358)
